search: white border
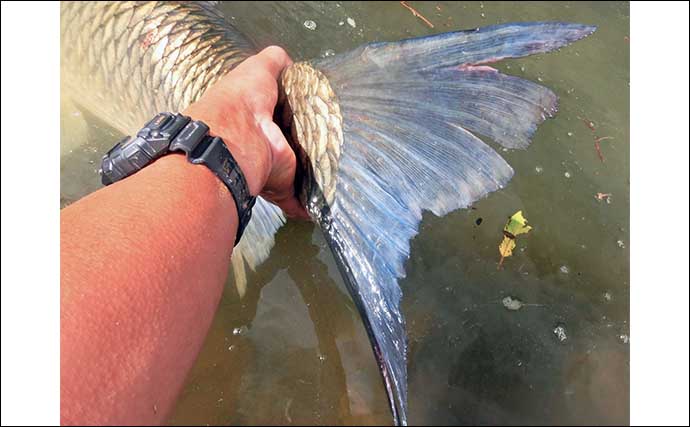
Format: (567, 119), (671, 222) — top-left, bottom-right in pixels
(630, 2), (689, 426)
(1, 1), (689, 426)
(1, 2), (61, 426)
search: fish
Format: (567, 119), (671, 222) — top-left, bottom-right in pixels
(60, 2), (595, 425)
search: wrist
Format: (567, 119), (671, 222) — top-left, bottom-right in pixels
(150, 153), (237, 215)
(183, 103), (271, 197)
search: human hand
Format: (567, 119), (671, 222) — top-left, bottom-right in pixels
(183, 46), (308, 219)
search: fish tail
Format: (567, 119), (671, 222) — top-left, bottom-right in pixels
(230, 198), (285, 298)
(298, 22), (596, 425)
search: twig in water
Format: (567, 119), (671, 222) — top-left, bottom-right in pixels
(594, 139), (604, 162)
(578, 116), (613, 163)
(594, 136), (613, 162)
(400, 1), (435, 28)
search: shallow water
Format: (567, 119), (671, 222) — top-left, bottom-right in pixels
(60, 1), (630, 425)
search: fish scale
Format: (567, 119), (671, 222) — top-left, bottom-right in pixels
(61, 0), (284, 321)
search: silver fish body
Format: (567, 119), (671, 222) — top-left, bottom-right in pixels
(61, 1), (253, 134)
(62, 1), (288, 300)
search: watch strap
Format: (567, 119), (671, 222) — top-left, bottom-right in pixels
(170, 120), (256, 245)
(100, 113), (190, 185)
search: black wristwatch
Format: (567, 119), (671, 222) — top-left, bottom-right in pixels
(99, 112), (256, 245)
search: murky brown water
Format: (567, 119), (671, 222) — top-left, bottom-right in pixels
(61, 1), (630, 425)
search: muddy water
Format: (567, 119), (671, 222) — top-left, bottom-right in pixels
(60, 2), (629, 425)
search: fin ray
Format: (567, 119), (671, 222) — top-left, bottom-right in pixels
(310, 21), (596, 425)
(231, 198), (286, 297)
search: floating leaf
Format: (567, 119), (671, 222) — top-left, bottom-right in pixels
(498, 236), (516, 258)
(503, 210), (532, 237)
(498, 210), (532, 269)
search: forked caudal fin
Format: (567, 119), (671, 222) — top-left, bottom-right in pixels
(288, 22), (596, 425)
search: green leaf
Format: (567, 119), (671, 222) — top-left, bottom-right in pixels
(498, 210), (532, 269)
(503, 210), (532, 237)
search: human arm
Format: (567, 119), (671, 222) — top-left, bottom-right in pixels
(60, 46), (303, 425)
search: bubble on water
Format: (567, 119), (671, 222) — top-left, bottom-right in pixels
(318, 354), (327, 362)
(537, 76), (543, 82)
(227, 345), (235, 351)
(480, 12), (485, 18)
(338, 21), (344, 26)
(535, 166), (543, 174)
(618, 334), (629, 344)
(303, 20), (317, 31)
(553, 324), (568, 342)
(603, 291), (612, 302)
(520, 66), (526, 72)
(502, 296), (523, 311)
(567, 131), (573, 137)
(617, 239), (626, 249)
(232, 325), (249, 336)
(321, 49), (335, 58)
(560, 265), (570, 274)
(564, 171), (571, 179)
(347, 17), (356, 28)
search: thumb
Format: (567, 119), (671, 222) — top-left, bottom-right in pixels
(259, 119), (310, 220)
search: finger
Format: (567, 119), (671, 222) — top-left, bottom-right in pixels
(256, 46), (293, 80)
(260, 188), (309, 220)
(257, 119), (309, 220)
(239, 46), (292, 81)
(260, 121), (297, 197)
(275, 196), (311, 220)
